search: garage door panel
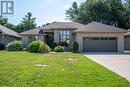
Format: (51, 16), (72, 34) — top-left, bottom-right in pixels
(83, 37), (117, 52)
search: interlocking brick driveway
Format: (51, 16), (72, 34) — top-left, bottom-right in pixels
(84, 53), (130, 82)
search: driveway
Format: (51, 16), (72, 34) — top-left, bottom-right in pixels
(84, 53), (130, 82)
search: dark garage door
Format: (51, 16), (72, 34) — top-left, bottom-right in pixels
(83, 37), (117, 52)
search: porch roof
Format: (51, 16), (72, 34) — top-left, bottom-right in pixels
(19, 28), (46, 35)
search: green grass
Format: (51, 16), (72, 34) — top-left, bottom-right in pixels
(0, 51), (130, 87)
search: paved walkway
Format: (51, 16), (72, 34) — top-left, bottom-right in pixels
(84, 53), (130, 82)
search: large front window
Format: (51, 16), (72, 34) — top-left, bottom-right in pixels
(59, 30), (70, 43)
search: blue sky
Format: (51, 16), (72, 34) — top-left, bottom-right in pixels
(6, 0), (84, 26)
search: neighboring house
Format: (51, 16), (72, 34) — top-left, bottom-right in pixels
(20, 22), (127, 52)
(124, 29), (130, 51)
(0, 25), (21, 46)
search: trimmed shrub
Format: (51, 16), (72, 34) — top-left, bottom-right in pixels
(54, 46), (64, 52)
(6, 41), (23, 51)
(28, 40), (51, 53)
(52, 42), (58, 49)
(72, 41), (79, 53)
(59, 42), (68, 47)
(38, 42), (51, 53)
(28, 40), (42, 53)
(0, 43), (5, 50)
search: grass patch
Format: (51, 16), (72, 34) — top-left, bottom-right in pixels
(0, 51), (130, 87)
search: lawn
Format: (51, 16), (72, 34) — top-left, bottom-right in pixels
(0, 51), (130, 87)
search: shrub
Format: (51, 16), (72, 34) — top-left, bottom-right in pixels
(54, 46), (64, 52)
(52, 42), (58, 49)
(6, 41), (23, 51)
(59, 42), (68, 47)
(0, 43), (5, 50)
(28, 40), (42, 53)
(38, 42), (51, 53)
(72, 41), (79, 53)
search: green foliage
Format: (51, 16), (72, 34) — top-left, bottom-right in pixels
(4, 23), (16, 30)
(6, 41), (23, 51)
(51, 43), (58, 49)
(0, 16), (16, 30)
(54, 46), (64, 52)
(28, 40), (42, 53)
(72, 41), (79, 53)
(0, 12), (37, 33)
(66, 2), (78, 22)
(38, 42), (51, 53)
(28, 40), (51, 53)
(0, 43), (5, 50)
(0, 52), (129, 86)
(15, 12), (37, 33)
(59, 42), (68, 47)
(66, 0), (130, 29)
(0, 16), (8, 25)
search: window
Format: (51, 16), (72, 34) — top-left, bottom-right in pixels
(109, 38), (116, 40)
(84, 37), (99, 40)
(100, 37), (108, 40)
(59, 30), (70, 43)
(92, 37), (99, 40)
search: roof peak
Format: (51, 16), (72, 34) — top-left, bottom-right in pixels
(74, 21), (127, 33)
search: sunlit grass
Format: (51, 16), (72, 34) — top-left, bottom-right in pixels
(0, 51), (129, 87)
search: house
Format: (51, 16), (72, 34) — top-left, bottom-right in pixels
(20, 22), (127, 52)
(125, 29), (130, 51)
(0, 25), (21, 46)
(20, 22), (84, 48)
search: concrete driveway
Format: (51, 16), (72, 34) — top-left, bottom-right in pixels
(84, 53), (130, 82)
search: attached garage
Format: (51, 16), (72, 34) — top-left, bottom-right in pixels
(83, 37), (117, 52)
(74, 22), (127, 52)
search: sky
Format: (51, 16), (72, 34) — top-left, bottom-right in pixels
(5, 0), (85, 26)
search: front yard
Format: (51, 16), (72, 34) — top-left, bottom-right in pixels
(0, 51), (129, 87)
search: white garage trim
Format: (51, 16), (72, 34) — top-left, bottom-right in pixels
(76, 32), (124, 52)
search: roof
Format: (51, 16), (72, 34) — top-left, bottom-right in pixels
(0, 25), (21, 37)
(20, 22), (84, 35)
(19, 28), (41, 35)
(74, 22), (127, 33)
(40, 22), (84, 29)
(125, 29), (130, 36)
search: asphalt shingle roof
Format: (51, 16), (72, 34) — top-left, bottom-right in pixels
(125, 29), (130, 36)
(0, 25), (21, 37)
(19, 28), (41, 35)
(20, 22), (84, 35)
(20, 22), (127, 35)
(40, 22), (84, 29)
(74, 22), (127, 33)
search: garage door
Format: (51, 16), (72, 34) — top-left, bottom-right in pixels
(83, 37), (117, 52)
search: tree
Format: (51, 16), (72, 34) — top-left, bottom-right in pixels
(107, 0), (126, 28)
(16, 12), (37, 33)
(0, 16), (8, 25)
(66, 0), (130, 29)
(124, 0), (130, 28)
(4, 23), (16, 31)
(0, 16), (16, 30)
(66, 2), (79, 22)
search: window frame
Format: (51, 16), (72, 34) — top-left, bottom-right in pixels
(59, 30), (70, 42)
